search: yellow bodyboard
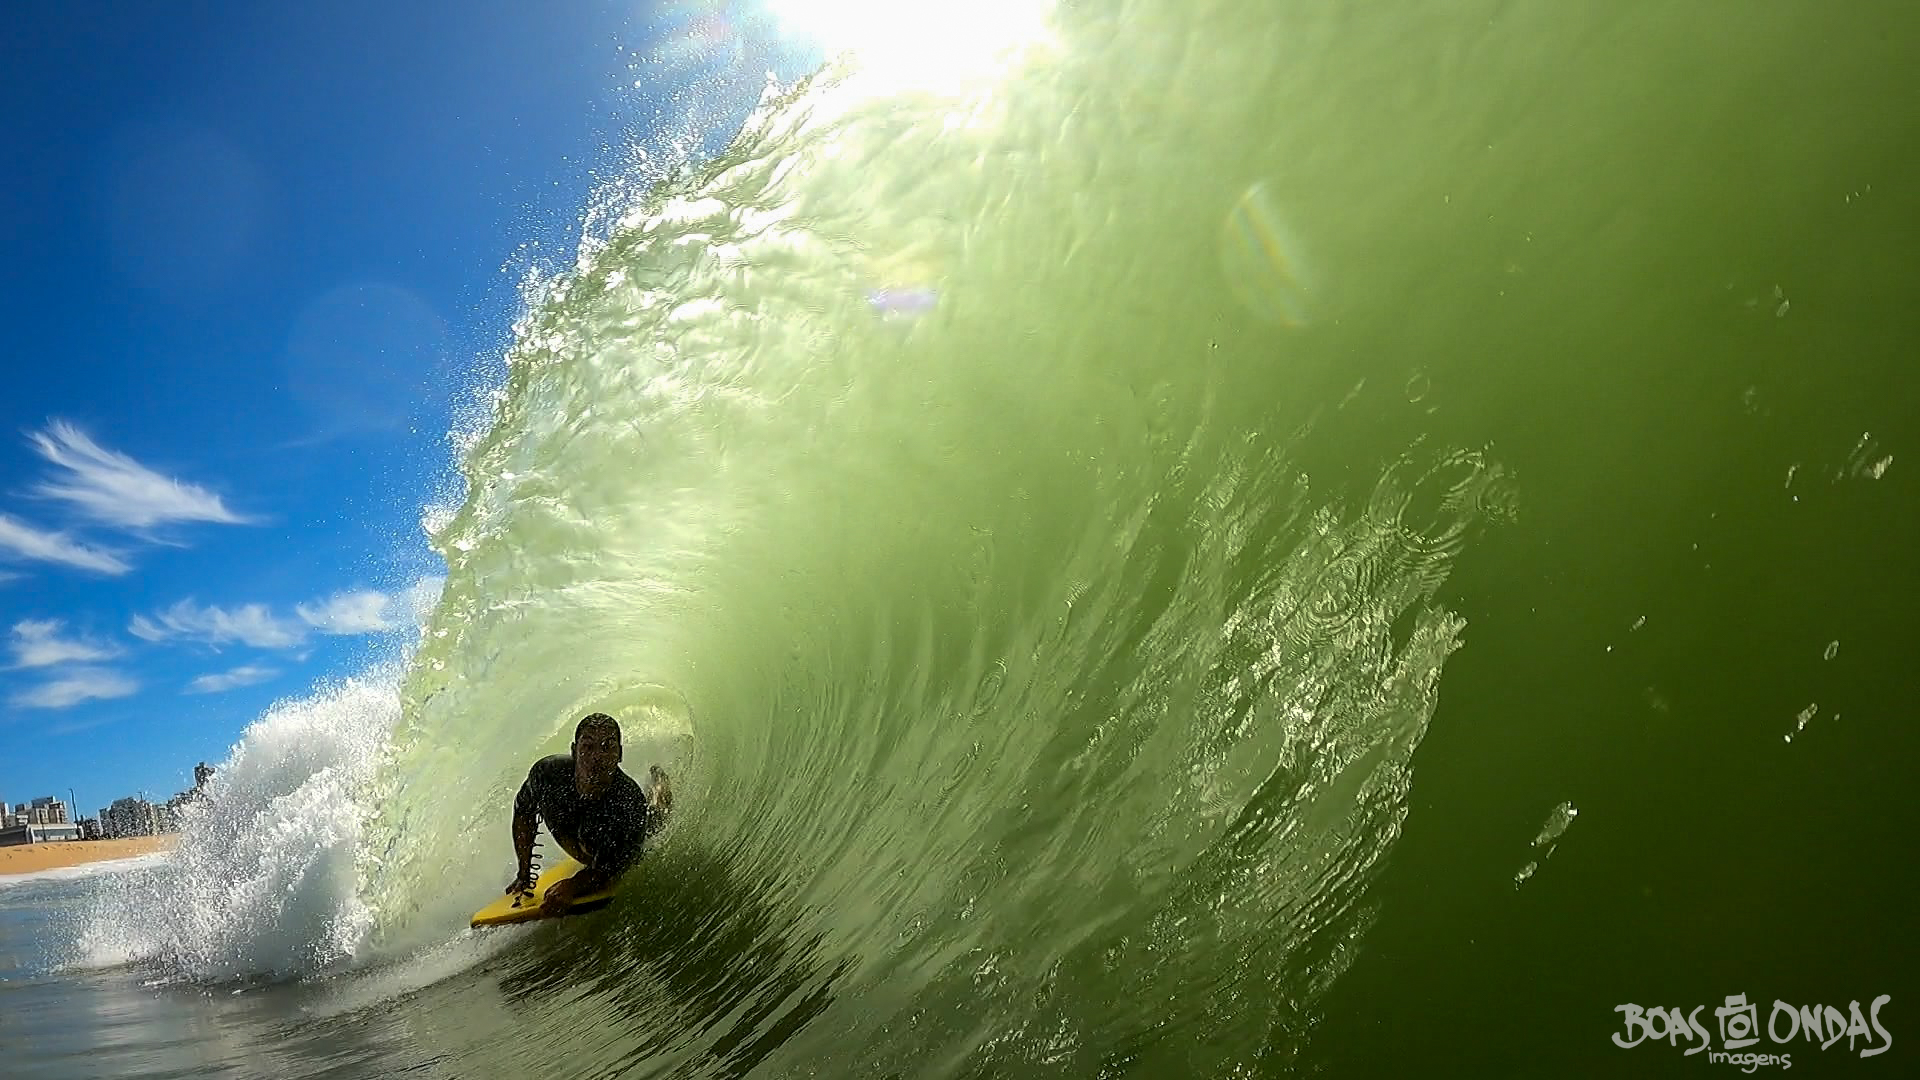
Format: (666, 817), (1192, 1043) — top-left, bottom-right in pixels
(469, 857), (617, 928)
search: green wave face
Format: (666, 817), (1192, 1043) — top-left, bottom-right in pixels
(355, 2), (1509, 1072)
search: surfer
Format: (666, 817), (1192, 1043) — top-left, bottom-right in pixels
(506, 713), (659, 914)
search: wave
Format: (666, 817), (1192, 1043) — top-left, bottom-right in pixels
(77, 0), (1512, 1070)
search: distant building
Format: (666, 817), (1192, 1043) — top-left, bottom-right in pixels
(27, 796), (70, 824)
(0, 820), (82, 845)
(102, 796), (163, 839)
(5, 797), (71, 828)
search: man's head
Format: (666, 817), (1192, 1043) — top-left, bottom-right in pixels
(573, 713), (623, 796)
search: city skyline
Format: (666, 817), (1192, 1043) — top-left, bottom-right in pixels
(2, 760), (214, 842)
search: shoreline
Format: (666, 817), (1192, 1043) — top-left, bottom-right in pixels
(0, 835), (177, 877)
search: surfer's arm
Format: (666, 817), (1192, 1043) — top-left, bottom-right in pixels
(566, 863), (616, 894)
(540, 841), (628, 910)
(508, 776), (539, 890)
(569, 831), (638, 893)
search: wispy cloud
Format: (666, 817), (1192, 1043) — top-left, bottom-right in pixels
(297, 578), (443, 633)
(30, 420), (253, 529)
(130, 600), (305, 648)
(131, 578), (442, 649)
(9, 619), (121, 668)
(186, 664), (279, 694)
(48, 715), (118, 736)
(0, 513), (131, 574)
(296, 589), (399, 634)
(11, 668), (139, 709)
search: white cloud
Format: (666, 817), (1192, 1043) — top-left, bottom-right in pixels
(294, 578), (442, 634)
(9, 619), (121, 668)
(296, 589), (398, 634)
(0, 513), (131, 574)
(11, 668), (139, 709)
(186, 664), (279, 694)
(130, 600), (305, 648)
(30, 420), (253, 529)
(132, 577), (444, 650)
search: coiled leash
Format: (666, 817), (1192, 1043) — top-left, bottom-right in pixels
(512, 837), (544, 908)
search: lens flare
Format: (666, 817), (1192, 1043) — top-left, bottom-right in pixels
(762, 0), (1054, 94)
(1220, 180), (1313, 328)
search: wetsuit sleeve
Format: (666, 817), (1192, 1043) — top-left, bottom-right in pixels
(514, 768), (539, 820)
(516, 755), (570, 823)
(510, 760), (549, 818)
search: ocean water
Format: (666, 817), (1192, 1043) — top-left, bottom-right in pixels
(5, 0), (1917, 1076)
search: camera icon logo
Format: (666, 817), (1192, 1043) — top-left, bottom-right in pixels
(1714, 993), (1760, 1048)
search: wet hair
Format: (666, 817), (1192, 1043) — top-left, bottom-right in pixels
(575, 713), (620, 741)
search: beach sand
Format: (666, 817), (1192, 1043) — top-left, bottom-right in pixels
(0, 835), (176, 877)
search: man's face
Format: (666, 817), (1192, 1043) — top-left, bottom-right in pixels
(574, 727), (622, 794)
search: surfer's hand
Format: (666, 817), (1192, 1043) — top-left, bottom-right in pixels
(506, 870), (534, 897)
(542, 876), (579, 914)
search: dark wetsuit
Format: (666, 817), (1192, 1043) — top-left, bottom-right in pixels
(514, 755), (650, 879)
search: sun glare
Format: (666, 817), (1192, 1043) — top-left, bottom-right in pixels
(760, 0), (1054, 95)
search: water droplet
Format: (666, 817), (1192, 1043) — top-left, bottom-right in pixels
(1533, 802), (1579, 848)
(1841, 433), (1892, 480)
(1823, 640), (1839, 661)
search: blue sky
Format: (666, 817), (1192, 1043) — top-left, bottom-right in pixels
(0, 1), (809, 817)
